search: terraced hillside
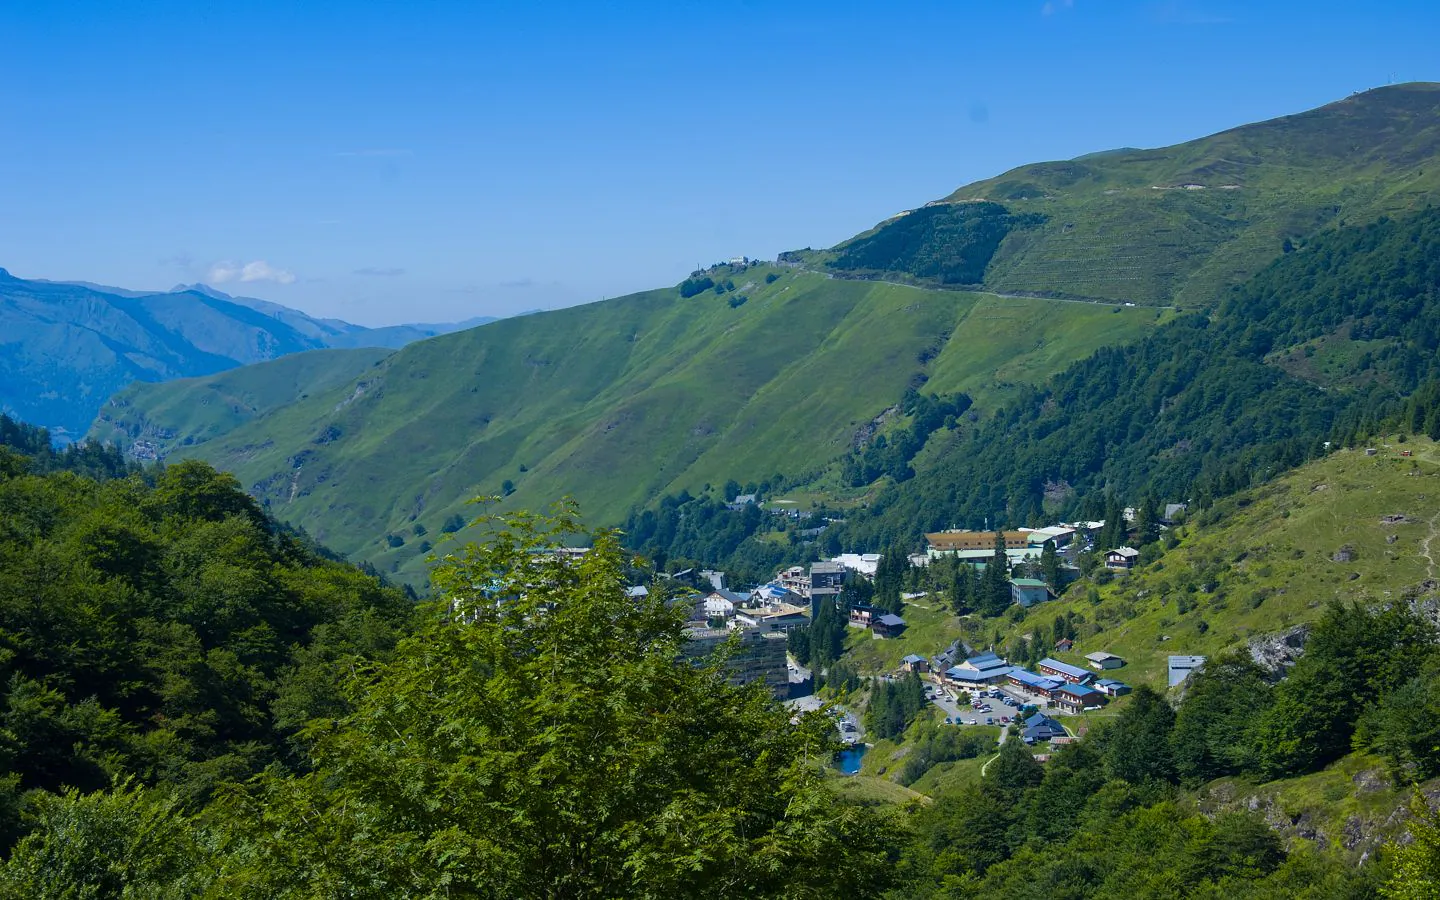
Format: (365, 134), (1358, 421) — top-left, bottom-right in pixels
(813, 83), (1440, 307)
(92, 266), (1161, 583)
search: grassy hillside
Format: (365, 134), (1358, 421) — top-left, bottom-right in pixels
(92, 266), (1159, 583)
(811, 83), (1440, 307)
(91, 347), (390, 454)
(838, 443), (1440, 864)
(1001, 436), (1440, 691)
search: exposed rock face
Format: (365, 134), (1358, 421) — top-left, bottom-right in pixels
(1247, 624), (1310, 678)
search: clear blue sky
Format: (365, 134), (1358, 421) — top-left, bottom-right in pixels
(1, 1), (1435, 324)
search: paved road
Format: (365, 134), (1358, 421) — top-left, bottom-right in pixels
(787, 263), (1176, 310)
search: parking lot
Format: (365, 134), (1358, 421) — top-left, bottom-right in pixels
(926, 683), (1072, 733)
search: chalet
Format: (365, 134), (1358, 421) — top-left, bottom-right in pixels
(702, 590), (745, 619)
(1052, 682), (1105, 714)
(1006, 668), (1065, 698)
(931, 640), (964, 674)
(1037, 657), (1093, 684)
(1022, 713), (1067, 744)
(944, 651), (1012, 690)
(1096, 679), (1132, 697)
(1168, 655), (1206, 687)
(1055, 637), (1075, 651)
(1105, 547), (1140, 569)
(626, 585), (650, 599)
(848, 605), (877, 628)
(733, 603), (808, 632)
(1085, 651), (1125, 670)
(872, 613), (907, 638)
(1010, 578), (1051, 608)
(900, 654), (929, 673)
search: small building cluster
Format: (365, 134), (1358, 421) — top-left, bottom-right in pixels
(935, 647), (1132, 718)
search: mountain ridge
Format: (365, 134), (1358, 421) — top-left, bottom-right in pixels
(0, 271), (501, 437)
(87, 84), (1440, 584)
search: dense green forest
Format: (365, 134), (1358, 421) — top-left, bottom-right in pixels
(0, 491), (898, 896)
(6, 419), (1440, 895)
(0, 444), (415, 839)
(837, 208), (1440, 550)
(827, 201), (1046, 285)
(0, 415), (140, 481)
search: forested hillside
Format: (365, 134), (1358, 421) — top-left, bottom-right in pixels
(0, 438), (414, 841)
(0, 491), (898, 897)
(837, 206), (1440, 549)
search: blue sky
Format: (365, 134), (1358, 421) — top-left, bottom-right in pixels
(1, 1), (1436, 324)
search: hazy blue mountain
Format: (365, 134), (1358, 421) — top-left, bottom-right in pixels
(0, 270), (497, 439)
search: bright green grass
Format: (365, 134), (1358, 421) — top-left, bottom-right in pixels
(828, 774), (929, 807)
(842, 599), (962, 673)
(95, 267), (1158, 584)
(90, 347), (389, 449)
(996, 436), (1440, 692)
(853, 84), (1440, 308)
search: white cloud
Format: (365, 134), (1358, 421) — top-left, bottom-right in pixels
(207, 260), (296, 285)
(1042, 0), (1074, 15)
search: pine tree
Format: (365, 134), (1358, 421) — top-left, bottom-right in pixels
(1040, 542), (1062, 591)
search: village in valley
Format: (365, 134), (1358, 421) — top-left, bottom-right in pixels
(658, 502), (1205, 765)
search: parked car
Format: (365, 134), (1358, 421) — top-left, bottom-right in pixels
(985, 717), (994, 725)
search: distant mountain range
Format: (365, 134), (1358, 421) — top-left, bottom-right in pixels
(0, 272), (498, 438)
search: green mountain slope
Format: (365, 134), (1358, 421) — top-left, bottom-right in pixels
(812, 83), (1440, 306)
(839, 206), (1440, 546)
(1004, 438), (1440, 690)
(94, 267), (1161, 582)
(90, 347), (391, 457)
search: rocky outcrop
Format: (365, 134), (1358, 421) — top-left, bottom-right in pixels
(1247, 624), (1310, 679)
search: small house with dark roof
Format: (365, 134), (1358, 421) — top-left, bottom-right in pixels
(1055, 637), (1074, 651)
(1105, 547), (1140, 569)
(1052, 682), (1105, 714)
(1022, 713), (1067, 744)
(1010, 578), (1051, 608)
(1037, 657), (1094, 684)
(872, 613), (907, 638)
(1085, 651), (1125, 670)
(900, 654), (929, 673)
(1096, 679), (1131, 697)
